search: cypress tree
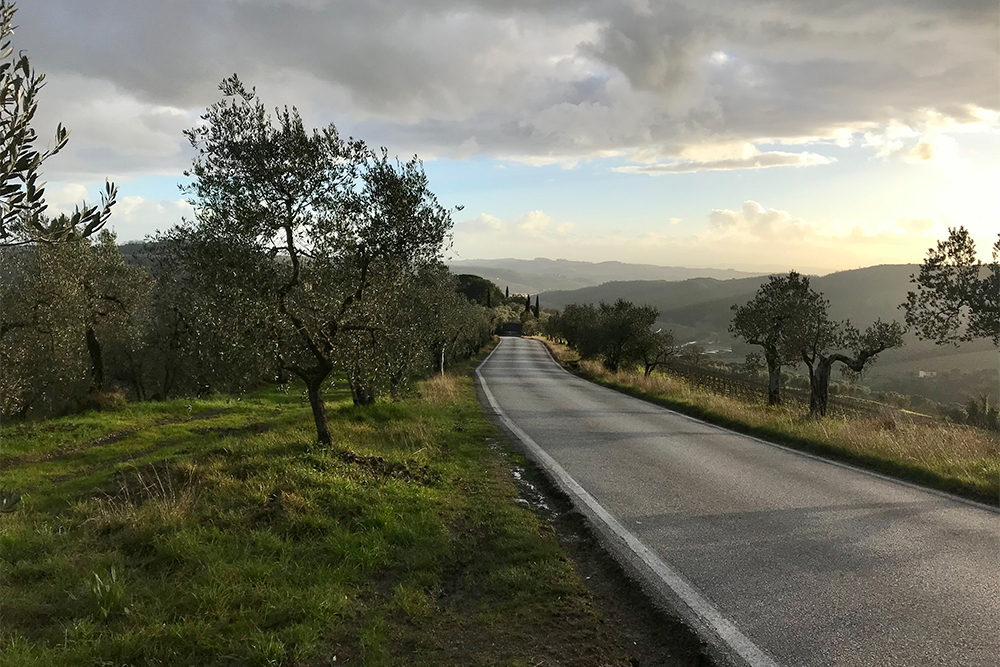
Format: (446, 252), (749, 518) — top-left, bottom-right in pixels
(533, 295), (539, 318)
(486, 289), (491, 308)
(505, 286), (509, 298)
(525, 293), (531, 313)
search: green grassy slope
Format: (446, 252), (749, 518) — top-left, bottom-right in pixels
(0, 368), (635, 667)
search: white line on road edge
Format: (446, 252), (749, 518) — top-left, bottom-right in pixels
(476, 338), (780, 667)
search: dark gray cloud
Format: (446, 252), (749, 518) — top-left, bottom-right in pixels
(16, 0), (999, 179)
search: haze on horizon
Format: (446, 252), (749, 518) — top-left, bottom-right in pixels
(20, 0), (1000, 274)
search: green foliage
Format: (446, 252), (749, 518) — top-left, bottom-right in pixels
(729, 271), (905, 417)
(456, 274), (503, 308)
(963, 393), (999, 432)
(168, 74), (464, 441)
(545, 299), (659, 372)
(743, 352), (764, 378)
(1, 231), (151, 418)
(797, 314), (905, 418)
(903, 226), (1000, 346)
(639, 329), (676, 377)
(0, 372), (632, 666)
(0, 1), (116, 246)
(729, 271), (823, 405)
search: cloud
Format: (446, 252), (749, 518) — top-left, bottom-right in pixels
(449, 199), (958, 272)
(897, 218), (934, 234)
(452, 208), (578, 259)
(614, 150), (833, 174)
(13, 0), (998, 178)
(515, 210), (553, 235)
(42, 183), (91, 211)
(708, 201), (812, 240)
(45, 184), (191, 242)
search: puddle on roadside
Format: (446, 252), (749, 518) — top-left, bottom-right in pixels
(487, 438), (584, 536)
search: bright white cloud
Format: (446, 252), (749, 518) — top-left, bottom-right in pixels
(709, 201), (811, 240)
(515, 210), (553, 235)
(42, 183), (91, 212)
(614, 149), (833, 174)
(45, 184), (192, 242)
(452, 200), (957, 272)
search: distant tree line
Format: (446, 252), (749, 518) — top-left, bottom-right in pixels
(544, 299), (676, 376)
(0, 10), (495, 444)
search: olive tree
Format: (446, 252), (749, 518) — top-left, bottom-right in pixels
(796, 315), (905, 418)
(114, 236), (279, 401)
(903, 226), (999, 346)
(730, 272), (823, 406)
(548, 300), (658, 372)
(639, 328), (676, 377)
(0, 0), (115, 246)
(176, 76), (452, 444)
(0, 230), (149, 416)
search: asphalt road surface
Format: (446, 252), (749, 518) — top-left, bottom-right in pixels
(477, 337), (1000, 667)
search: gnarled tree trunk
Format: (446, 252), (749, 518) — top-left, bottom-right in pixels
(764, 349), (782, 406)
(808, 357), (833, 418)
(349, 378), (376, 406)
(85, 326), (104, 392)
(306, 374), (333, 446)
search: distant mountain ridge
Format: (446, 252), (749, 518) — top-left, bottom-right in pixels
(540, 264), (923, 333)
(538, 263), (998, 389)
(447, 257), (764, 294)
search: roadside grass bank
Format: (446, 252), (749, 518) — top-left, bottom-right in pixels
(1, 360), (640, 666)
(533, 338), (1000, 506)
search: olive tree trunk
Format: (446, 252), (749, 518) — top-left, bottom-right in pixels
(764, 349), (782, 406)
(85, 326), (104, 392)
(306, 375), (333, 446)
(808, 358), (834, 418)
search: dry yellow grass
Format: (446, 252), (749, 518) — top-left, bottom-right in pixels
(419, 372), (462, 406)
(534, 337), (999, 502)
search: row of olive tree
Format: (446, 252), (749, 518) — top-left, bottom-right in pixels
(544, 299), (676, 375)
(0, 4), (493, 441)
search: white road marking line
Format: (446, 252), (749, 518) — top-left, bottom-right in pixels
(476, 338), (780, 667)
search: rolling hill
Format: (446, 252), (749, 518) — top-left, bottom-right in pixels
(540, 265), (923, 331)
(538, 264), (998, 391)
(447, 257), (764, 294)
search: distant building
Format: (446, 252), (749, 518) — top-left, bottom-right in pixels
(917, 370), (938, 379)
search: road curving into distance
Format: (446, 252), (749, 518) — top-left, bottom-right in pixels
(476, 336), (1000, 667)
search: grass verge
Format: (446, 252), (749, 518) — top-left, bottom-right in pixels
(1, 359), (638, 666)
(533, 337), (999, 506)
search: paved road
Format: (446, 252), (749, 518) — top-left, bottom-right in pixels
(477, 337), (1000, 667)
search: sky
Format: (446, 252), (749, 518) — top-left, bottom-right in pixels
(18, 0), (1000, 274)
